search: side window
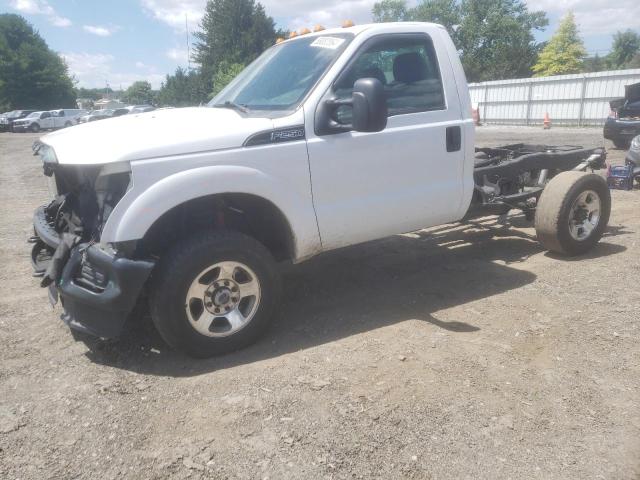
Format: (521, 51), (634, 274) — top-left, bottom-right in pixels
(57, 111), (65, 117)
(41, 112), (50, 119)
(332, 35), (445, 124)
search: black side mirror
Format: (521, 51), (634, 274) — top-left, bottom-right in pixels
(315, 77), (387, 135)
(351, 78), (387, 132)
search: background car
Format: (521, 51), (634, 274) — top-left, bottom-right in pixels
(48, 109), (88, 128)
(11, 111), (50, 132)
(77, 110), (100, 124)
(77, 109), (115, 123)
(0, 110), (36, 132)
(604, 81), (640, 149)
(111, 108), (130, 117)
(129, 105), (155, 113)
(625, 135), (640, 184)
(13, 109), (87, 132)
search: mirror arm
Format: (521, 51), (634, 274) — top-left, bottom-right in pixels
(323, 97), (354, 132)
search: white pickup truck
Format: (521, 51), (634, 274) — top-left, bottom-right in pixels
(30, 22), (610, 357)
(14, 109), (87, 132)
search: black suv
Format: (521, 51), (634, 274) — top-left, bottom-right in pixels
(604, 82), (640, 149)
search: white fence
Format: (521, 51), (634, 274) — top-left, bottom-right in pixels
(469, 69), (640, 127)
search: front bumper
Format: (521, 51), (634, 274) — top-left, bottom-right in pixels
(12, 124), (30, 132)
(603, 117), (640, 142)
(31, 206), (155, 338)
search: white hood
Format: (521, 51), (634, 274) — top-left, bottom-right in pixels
(41, 107), (274, 165)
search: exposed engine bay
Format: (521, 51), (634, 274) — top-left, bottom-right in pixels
(29, 143), (155, 339)
(30, 144), (132, 288)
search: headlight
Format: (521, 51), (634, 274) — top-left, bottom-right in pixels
(631, 136), (640, 151)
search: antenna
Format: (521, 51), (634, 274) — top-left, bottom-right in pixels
(185, 13), (190, 70)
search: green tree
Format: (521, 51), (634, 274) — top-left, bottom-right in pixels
(372, 0), (409, 22)
(533, 12), (586, 77)
(607, 30), (640, 69)
(0, 14), (76, 111)
(409, 0), (460, 35)
(75, 87), (114, 101)
(628, 53), (640, 69)
(582, 53), (608, 73)
(372, 0), (548, 82)
(122, 81), (153, 105)
(456, 0), (547, 81)
(157, 67), (208, 106)
(193, 0), (276, 92)
(210, 61), (245, 98)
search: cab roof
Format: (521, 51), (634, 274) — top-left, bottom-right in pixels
(278, 22), (445, 44)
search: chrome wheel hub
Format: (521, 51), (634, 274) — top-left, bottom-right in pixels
(568, 190), (601, 241)
(185, 261), (261, 337)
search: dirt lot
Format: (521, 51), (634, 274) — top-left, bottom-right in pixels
(1, 127), (639, 479)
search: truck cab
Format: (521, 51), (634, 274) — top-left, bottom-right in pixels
(30, 23), (609, 357)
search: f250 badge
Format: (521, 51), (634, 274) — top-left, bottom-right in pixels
(244, 126), (306, 146)
(271, 128), (305, 142)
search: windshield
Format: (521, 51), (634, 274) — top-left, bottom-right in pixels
(26, 112), (40, 118)
(209, 33), (353, 113)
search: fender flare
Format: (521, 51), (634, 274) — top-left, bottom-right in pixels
(101, 164), (321, 261)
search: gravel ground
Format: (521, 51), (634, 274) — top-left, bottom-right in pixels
(0, 126), (639, 479)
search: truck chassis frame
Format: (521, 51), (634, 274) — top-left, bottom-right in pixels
(467, 144), (607, 219)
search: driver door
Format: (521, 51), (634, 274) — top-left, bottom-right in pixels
(306, 33), (466, 250)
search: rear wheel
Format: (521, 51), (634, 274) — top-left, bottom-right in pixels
(29, 123), (40, 133)
(150, 230), (281, 357)
(535, 172), (611, 256)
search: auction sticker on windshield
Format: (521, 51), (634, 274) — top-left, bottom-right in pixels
(311, 37), (346, 49)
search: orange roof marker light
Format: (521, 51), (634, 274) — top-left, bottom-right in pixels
(275, 37), (284, 44)
(289, 31), (298, 38)
(342, 20), (354, 28)
(313, 24), (325, 32)
(299, 27), (311, 35)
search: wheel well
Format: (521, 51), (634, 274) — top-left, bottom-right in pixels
(138, 193), (295, 262)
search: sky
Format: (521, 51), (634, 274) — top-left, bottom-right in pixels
(2, 0), (639, 90)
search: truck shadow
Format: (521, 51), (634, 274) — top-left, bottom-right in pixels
(81, 217), (624, 376)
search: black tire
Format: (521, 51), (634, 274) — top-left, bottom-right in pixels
(149, 230), (281, 357)
(612, 139), (629, 150)
(30, 123), (40, 133)
(64, 121), (72, 128)
(535, 171), (611, 256)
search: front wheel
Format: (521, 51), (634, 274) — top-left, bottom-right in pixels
(535, 172), (611, 256)
(29, 123), (40, 133)
(150, 231), (281, 357)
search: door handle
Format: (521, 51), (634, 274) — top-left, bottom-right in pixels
(446, 126), (461, 152)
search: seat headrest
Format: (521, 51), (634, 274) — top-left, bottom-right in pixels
(393, 52), (428, 84)
(359, 67), (387, 85)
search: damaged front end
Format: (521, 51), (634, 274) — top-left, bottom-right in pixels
(30, 142), (155, 338)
